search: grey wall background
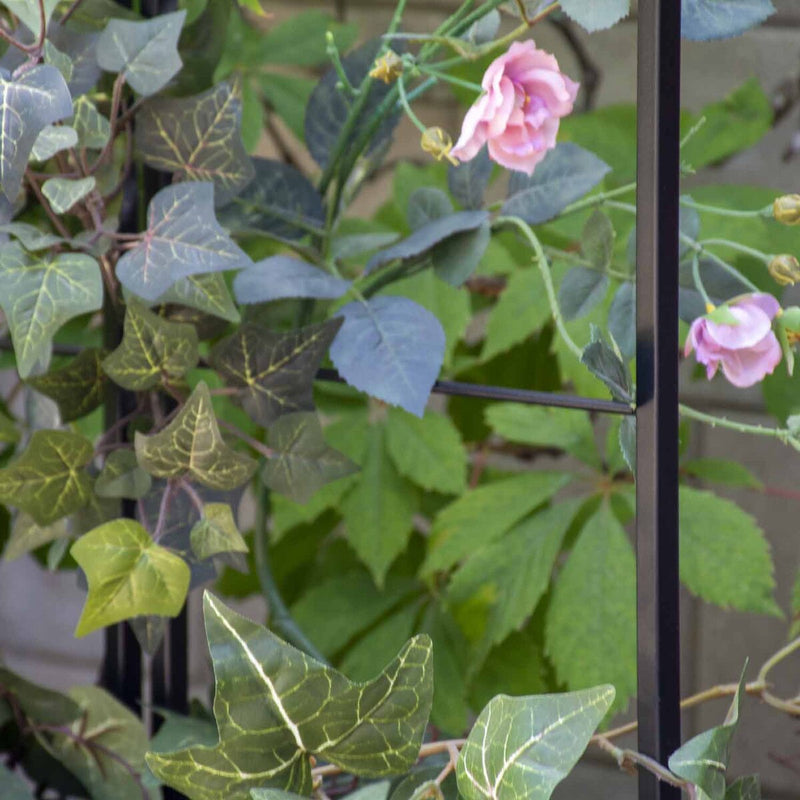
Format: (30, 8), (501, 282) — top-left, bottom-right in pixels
(1, 2), (799, 797)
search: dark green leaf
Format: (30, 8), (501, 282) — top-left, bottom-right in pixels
(233, 256), (351, 304)
(95, 449), (153, 500)
(156, 272), (240, 323)
(407, 188), (453, 230)
(682, 0), (774, 41)
(682, 458), (763, 489)
(0, 666), (81, 724)
(607, 282), (635, 359)
(725, 776), (760, 800)
(49, 25), (102, 97)
(448, 145), (491, 210)
(432, 222), (491, 287)
(559, 267), (609, 321)
(580, 327), (633, 403)
(28, 348), (107, 422)
(190, 502), (248, 560)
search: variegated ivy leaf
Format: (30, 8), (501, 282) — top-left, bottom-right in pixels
(0, 222), (63, 251)
(71, 518), (191, 637)
(72, 96), (111, 149)
(190, 503), (248, 561)
(31, 124), (79, 162)
(0, 243), (104, 378)
(0, 430), (93, 526)
(96, 10), (187, 97)
(95, 449), (152, 500)
(146, 592), (434, 800)
(136, 79), (254, 205)
(211, 319), (342, 427)
(116, 181), (252, 301)
(103, 299), (199, 390)
(135, 382), (256, 490)
(155, 273), (240, 323)
(27, 348), (107, 423)
(261, 412), (359, 504)
(44, 40), (74, 83)
(457, 686), (615, 800)
(41, 176), (96, 214)
(725, 776), (761, 800)
(3, 512), (69, 561)
(0, 65), (73, 201)
(49, 25), (102, 97)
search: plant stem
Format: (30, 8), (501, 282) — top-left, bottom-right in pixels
(557, 182), (637, 216)
(397, 77), (428, 134)
(697, 237), (770, 263)
(679, 236), (761, 293)
(690, 254), (713, 309)
(678, 404), (797, 447)
(58, 0), (87, 25)
(24, 172), (72, 238)
(681, 197), (772, 220)
(757, 635), (800, 683)
(414, 64), (483, 93)
(217, 418), (275, 460)
(594, 737), (688, 790)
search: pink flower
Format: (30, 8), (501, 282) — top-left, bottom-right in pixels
(450, 40), (579, 175)
(684, 294), (782, 388)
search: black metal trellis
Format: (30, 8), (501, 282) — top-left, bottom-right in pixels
(102, 1), (682, 798)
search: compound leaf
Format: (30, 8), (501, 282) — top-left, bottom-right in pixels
(71, 518), (191, 637)
(233, 256), (351, 304)
(190, 502), (248, 561)
(135, 382), (256, 490)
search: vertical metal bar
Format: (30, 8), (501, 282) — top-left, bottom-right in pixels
(635, 1), (682, 799)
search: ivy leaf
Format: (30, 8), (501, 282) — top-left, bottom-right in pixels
(559, 0), (630, 32)
(725, 776), (761, 800)
(154, 272), (240, 323)
(103, 299), (199, 390)
(1, 0), (60, 39)
(71, 518), (191, 637)
(0, 430), (93, 525)
(330, 297), (445, 418)
(146, 592), (434, 800)
(96, 10), (186, 96)
(385, 408), (467, 495)
(211, 320), (342, 427)
(668, 668), (746, 799)
(190, 502), (248, 561)
(0, 244), (103, 378)
(502, 144), (610, 225)
(72, 96), (111, 149)
(234, 256), (351, 304)
(421, 471), (571, 576)
(679, 487), (779, 615)
(456, 685), (615, 800)
(217, 158), (325, 241)
(262, 412), (358, 504)
(448, 146), (492, 210)
(682, 0), (775, 41)
(0, 666), (81, 724)
(116, 181), (252, 301)
(27, 348), (107, 422)
(31, 124), (78, 162)
(136, 80), (254, 205)
(3, 512), (69, 562)
(0, 222), (63, 252)
(135, 382), (256, 490)
(545, 503), (637, 713)
(49, 25), (102, 97)
(41, 176), (96, 214)
(95, 449), (153, 500)
(0, 65), (73, 201)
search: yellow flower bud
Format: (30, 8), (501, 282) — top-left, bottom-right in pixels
(768, 254), (800, 286)
(369, 50), (404, 84)
(421, 127), (459, 166)
(773, 194), (800, 226)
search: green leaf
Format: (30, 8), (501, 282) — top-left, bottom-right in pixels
(448, 501), (582, 649)
(233, 256), (350, 304)
(27, 348), (107, 423)
(262, 412), (358, 504)
(559, 0), (630, 31)
(448, 146), (492, 210)
(385, 408), (467, 495)
(3, 512), (69, 561)
(341, 423), (419, 586)
(0, 764), (33, 799)
(682, 458), (763, 489)
(254, 11), (357, 67)
(0, 243), (103, 378)
(407, 188), (454, 231)
(103, 299), (199, 390)
(0, 666), (81, 724)
(545, 503), (637, 712)
(211, 319), (342, 427)
(155, 272), (240, 323)
(258, 73), (314, 141)
(0, 222), (63, 251)
(682, 0), (775, 41)
(96, 10), (186, 96)
(432, 221), (491, 287)
(668, 668), (746, 799)
(581, 326), (633, 403)
(558, 266), (609, 322)
(2, 0), (60, 38)
(135, 382), (257, 490)
(146, 592), (434, 799)
(619, 415), (636, 472)
(607, 281), (635, 359)
(71, 518), (191, 637)
(422, 471), (571, 576)
(725, 776), (761, 800)
(456, 685), (615, 800)
(96, 449), (153, 500)
(41, 176), (96, 214)
(190, 502), (248, 560)
(72, 96), (111, 149)
(136, 80), (254, 205)
(31, 124), (78, 162)
(679, 486), (779, 615)
(0, 430), (93, 525)
(116, 181), (252, 301)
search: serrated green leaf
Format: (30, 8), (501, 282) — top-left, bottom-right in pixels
(682, 0), (775, 41)
(262, 412), (358, 504)
(71, 518), (191, 636)
(96, 10), (186, 96)
(560, 0), (630, 31)
(558, 267), (609, 322)
(116, 181), (252, 301)
(407, 188), (453, 231)
(41, 176), (96, 214)
(95, 449), (153, 500)
(136, 79), (254, 205)
(0, 666), (81, 725)
(581, 327), (633, 403)
(0, 243), (103, 378)
(3, 512), (69, 561)
(155, 272), (240, 322)
(545, 503), (636, 712)
(146, 592), (434, 800)
(422, 471), (572, 576)
(71, 96), (111, 149)
(190, 502), (248, 560)
(31, 124), (78, 162)
(103, 299), (199, 390)
(211, 320), (342, 427)
(679, 486), (779, 615)
(457, 686), (615, 800)
(0, 430), (93, 525)
(385, 408), (467, 495)
(681, 458), (762, 489)
(28, 348), (107, 422)
(233, 256), (350, 305)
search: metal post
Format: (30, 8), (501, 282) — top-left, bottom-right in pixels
(635, 1), (682, 799)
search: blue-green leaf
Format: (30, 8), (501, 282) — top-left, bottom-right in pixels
(448, 146), (492, 210)
(559, 0), (630, 31)
(233, 256), (350, 304)
(682, 0), (774, 41)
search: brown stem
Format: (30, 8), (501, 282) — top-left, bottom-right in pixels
(217, 418), (275, 460)
(88, 74), (126, 175)
(24, 172), (71, 238)
(58, 0), (87, 25)
(594, 737), (689, 791)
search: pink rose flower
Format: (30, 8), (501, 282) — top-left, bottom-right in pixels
(684, 293), (782, 388)
(450, 40), (579, 175)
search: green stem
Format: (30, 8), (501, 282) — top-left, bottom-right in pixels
(679, 404), (796, 447)
(681, 197), (772, 220)
(691, 254), (713, 309)
(698, 238), (770, 262)
(543, 246), (633, 281)
(325, 32), (357, 95)
(679, 235), (761, 293)
(254, 485), (328, 663)
(494, 215), (584, 359)
(556, 183), (637, 216)
(415, 64), (484, 93)
(397, 77), (428, 133)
